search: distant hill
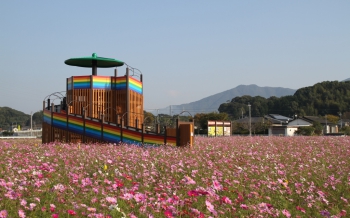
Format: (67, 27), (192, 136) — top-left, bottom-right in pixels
(0, 107), (42, 131)
(342, 78), (350, 82)
(219, 80), (350, 118)
(155, 84), (296, 115)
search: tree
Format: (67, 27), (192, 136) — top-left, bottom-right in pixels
(312, 121), (323, 135)
(218, 81), (350, 118)
(194, 112), (229, 134)
(340, 126), (350, 135)
(143, 111), (155, 127)
(295, 126), (315, 136)
(325, 114), (339, 124)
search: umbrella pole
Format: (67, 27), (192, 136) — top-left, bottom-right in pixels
(92, 60), (97, 75)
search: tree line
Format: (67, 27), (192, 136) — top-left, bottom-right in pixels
(218, 81), (350, 119)
(0, 107), (43, 131)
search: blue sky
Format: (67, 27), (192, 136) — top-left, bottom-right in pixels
(1, 1), (349, 115)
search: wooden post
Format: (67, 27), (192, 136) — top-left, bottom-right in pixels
(164, 126), (167, 145)
(101, 114), (104, 141)
(141, 123), (145, 144)
(51, 103), (54, 142)
(126, 68), (130, 127)
(66, 106), (69, 143)
(176, 118), (179, 146)
(156, 123), (160, 134)
(120, 118), (124, 143)
(83, 110), (86, 143)
(215, 121), (217, 137)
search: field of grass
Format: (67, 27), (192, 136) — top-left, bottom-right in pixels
(0, 136), (349, 217)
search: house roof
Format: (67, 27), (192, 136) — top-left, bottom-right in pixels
(264, 114), (291, 125)
(267, 114), (292, 122)
(302, 116), (329, 125)
(287, 118), (312, 126)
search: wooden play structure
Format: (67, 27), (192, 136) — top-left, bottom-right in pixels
(42, 53), (194, 146)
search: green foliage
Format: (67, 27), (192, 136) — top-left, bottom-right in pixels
(218, 95), (268, 119)
(232, 118), (271, 135)
(325, 114), (339, 124)
(143, 111), (155, 126)
(340, 126), (350, 135)
(296, 122), (323, 136)
(2, 131), (14, 136)
(0, 107), (43, 131)
(312, 121), (323, 135)
(218, 81), (350, 118)
(295, 126), (315, 136)
(194, 112), (229, 132)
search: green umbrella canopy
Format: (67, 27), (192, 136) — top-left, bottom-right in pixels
(65, 53), (124, 75)
(64, 53), (124, 68)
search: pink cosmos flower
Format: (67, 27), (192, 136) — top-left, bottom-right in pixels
(206, 200), (217, 216)
(339, 210), (346, 217)
(121, 192), (134, 200)
(106, 197), (117, 204)
(296, 206), (305, 213)
(81, 178), (92, 187)
(212, 179), (223, 191)
(134, 193), (146, 203)
(282, 209), (291, 217)
(67, 210), (76, 216)
(183, 176), (196, 185)
(0, 210), (8, 218)
(29, 203), (36, 210)
(20, 199), (27, 207)
(18, 210), (26, 218)
(52, 214), (59, 218)
(87, 207), (96, 213)
(221, 196), (232, 204)
(164, 209), (174, 218)
(53, 184), (65, 192)
(240, 204), (248, 210)
(187, 190), (199, 197)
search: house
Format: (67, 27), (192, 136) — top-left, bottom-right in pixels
(279, 115), (339, 136)
(264, 114), (295, 136)
(301, 116), (338, 134)
(264, 114), (337, 136)
(338, 119), (350, 128)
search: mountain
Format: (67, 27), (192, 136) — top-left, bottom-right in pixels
(342, 78), (350, 82)
(155, 84), (296, 115)
(219, 80), (350, 118)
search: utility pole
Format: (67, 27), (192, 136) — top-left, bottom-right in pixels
(248, 103), (251, 136)
(31, 111), (33, 137)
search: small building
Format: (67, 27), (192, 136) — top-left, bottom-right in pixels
(265, 114), (293, 136)
(301, 116), (338, 134)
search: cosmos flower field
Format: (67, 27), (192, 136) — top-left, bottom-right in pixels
(0, 136), (349, 218)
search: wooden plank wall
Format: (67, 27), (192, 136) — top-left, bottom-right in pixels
(67, 89), (91, 116)
(129, 91), (144, 129)
(92, 89), (112, 120)
(114, 89), (127, 125)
